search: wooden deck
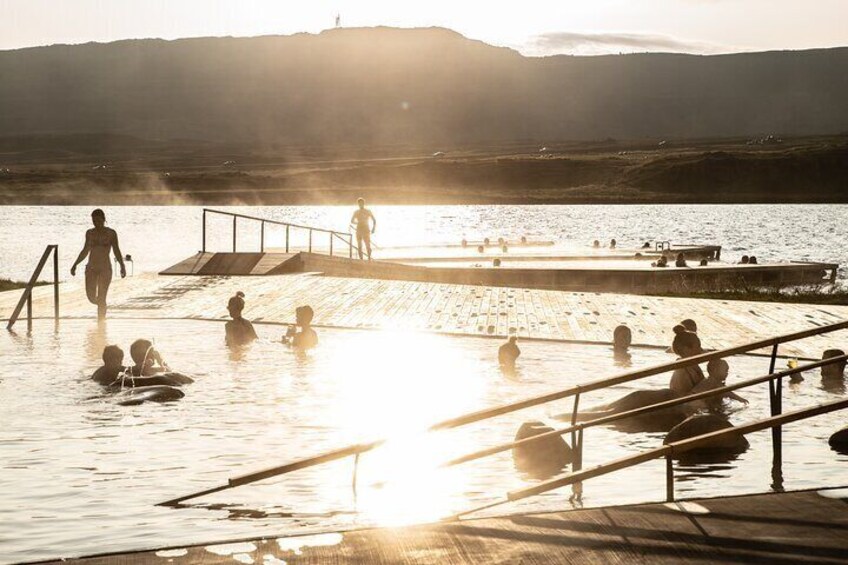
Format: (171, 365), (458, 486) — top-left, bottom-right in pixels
(2, 272), (847, 359)
(40, 487), (848, 564)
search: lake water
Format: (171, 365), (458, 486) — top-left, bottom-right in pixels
(0, 204), (846, 282)
(1, 204), (848, 563)
(1, 318), (846, 563)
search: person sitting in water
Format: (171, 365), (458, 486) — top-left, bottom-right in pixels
(92, 345), (128, 387)
(521, 236), (528, 244)
(592, 240), (600, 248)
(499, 336), (520, 370)
(642, 242), (651, 249)
(652, 255), (668, 268)
(680, 319), (697, 333)
(668, 325), (706, 398)
(609, 238), (617, 249)
(699, 259), (709, 266)
(93, 344), (192, 388)
(739, 255), (750, 264)
(820, 348), (846, 392)
(225, 291), (258, 347)
(613, 324), (631, 353)
(690, 358), (748, 412)
(126, 339), (192, 384)
(284, 305), (318, 350)
(477, 245), (484, 253)
(749, 256), (758, 265)
(675, 253), (687, 267)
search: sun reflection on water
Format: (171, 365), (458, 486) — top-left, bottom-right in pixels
(321, 330), (488, 525)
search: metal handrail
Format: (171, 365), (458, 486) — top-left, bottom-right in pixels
(439, 352), (848, 470)
(6, 245), (59, 331)
(159, 318), (848, 506)
(201, 208), (354, 258)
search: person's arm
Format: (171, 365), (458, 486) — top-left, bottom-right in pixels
(111, 229), (127, 278)
(350, 211), (357, 227)
(726, 391), (749, 404)
(369, 211), (376, 234)
(70, 231), (92, 276)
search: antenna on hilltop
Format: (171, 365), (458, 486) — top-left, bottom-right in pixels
(335, 13), (341, 28)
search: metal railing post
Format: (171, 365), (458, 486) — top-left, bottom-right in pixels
(26, 293), (32, 333)
(665, 454), (675, 502)
(308, 229), (312, 253)
(202, 209), (207, 253)
(349, 235), (353, 258)
(330, 233), (333, 256)
(285, 225), (290, 253)
(232, 216), (237, 252)
(260, 221), (265, 253)
(52, 246), (59, 321)
(570, 392), (582, 497)
(767, 343), (783, 487)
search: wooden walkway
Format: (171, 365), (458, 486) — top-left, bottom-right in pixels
(2, 273), (847, 358)
(42, 487), (848, 564)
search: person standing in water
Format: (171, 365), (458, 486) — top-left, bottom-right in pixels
(225, 291), (258, 347)
(350, 197), (376, 260)
(70, 209), (126, 319)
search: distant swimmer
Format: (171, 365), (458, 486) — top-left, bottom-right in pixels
(749, 256), (758, 264)
(609, 238), (617, 249)
(675, 253), (687, 267)
(821, 348), (846, 393)
(225, 291), (257, 347)
(592, 240), (600, 248)
(284, 305), (318, 350)
(350, 198), (376, 260)
(499, 336), (520, 370)
(70, 209), (126, 319)
(613, 324), (631, 353)
(739, 255), (750, 264)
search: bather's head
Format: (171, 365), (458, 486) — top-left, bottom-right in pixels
(102, 345), (124, 369)
(707, 358), (729, 383)
(227, 291), (246, 319)
(296, 305), (315, 328)
(613, 324), (632, 352)
(680, 319), (698, 333)
(91, 208), (106, 228)
(740, 255), (750, 264)
(672, 325), (703, 358)
(130, 339), (155, 368)
(357, 197), (365, 209)
(821, 349), (846, 379)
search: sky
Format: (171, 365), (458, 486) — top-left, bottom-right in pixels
(2, 0), (847, 55)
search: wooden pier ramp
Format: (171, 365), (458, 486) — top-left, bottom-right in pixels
(3, 272), (847, 359)
(41, 487), (848, 564)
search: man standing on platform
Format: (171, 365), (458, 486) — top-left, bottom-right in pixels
(350, 197), (377, 260)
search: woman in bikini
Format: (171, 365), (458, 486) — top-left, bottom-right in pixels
(71, 209), (126, 319)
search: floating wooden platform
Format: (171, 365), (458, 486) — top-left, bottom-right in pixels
(3, 272), (847, 359)
(39, 487), (848, 564)
(162, 251), (838, 294)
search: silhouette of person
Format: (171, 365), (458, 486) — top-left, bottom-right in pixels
(284, 305), (318, 349)
(350, 198), (376, 260)
(71, 209), (126, 319)
(499, 336), (520, 370)
(225, 291), (258, 347)
(668, 325), (706, 397)
(821, 348), (846, 393)
(612, 324), (632, 366)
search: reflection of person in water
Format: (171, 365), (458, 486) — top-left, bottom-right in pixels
(350, 197), (376, 260)
(499, 336), (520, 370)
(284, 306), (318, 349)
(225, 292), (257, 347)
(70, 209), (126, 319)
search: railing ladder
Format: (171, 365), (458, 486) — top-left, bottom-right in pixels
(7, 245), (59, 331)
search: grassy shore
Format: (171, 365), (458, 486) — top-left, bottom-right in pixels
(0, 279), (49, 293)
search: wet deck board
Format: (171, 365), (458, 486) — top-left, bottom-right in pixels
(46, 487), (848, 564)
(2, 272), (847, 359)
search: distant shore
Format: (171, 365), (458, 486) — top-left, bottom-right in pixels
(0, 134), (845, 205)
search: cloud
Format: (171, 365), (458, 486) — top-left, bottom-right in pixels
(527, 31), (728, 56)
